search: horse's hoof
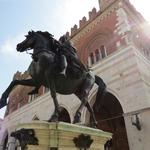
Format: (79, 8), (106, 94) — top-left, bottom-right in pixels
(48, 114), (59, 122)
(73, 120), (81, 124)
(0, 98), (7, 109)
(58, 73), (66, 79)
(73, 112), (81, 124)
(92, 123), (98, 129)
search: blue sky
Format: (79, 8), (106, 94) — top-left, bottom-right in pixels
(0, 0), (149, 118)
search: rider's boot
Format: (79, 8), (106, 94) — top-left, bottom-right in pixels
(59, 55), (67, 77)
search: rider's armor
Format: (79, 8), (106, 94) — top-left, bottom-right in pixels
(57, 35), (87, 78)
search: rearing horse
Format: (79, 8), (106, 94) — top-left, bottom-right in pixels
(0, 31), (106, 127)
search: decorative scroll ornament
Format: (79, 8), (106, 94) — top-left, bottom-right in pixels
(11, 128), (39, 150)
(73, 134), (93, 150)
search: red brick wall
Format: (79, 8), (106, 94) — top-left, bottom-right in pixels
(75, 11), (118, 64)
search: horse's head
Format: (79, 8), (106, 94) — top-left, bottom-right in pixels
(17, 30), (56, 53)
(17, 31), (36, 52)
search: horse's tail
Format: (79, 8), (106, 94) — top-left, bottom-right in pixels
(94, 75), (107, 112)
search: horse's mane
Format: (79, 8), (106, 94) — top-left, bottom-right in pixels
(36, 31), (60, 50)
(36, 31), (54, 40)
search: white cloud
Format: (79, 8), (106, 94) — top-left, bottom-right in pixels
(58, 0), (99, 29)
(0, 33), (32, 72)
(0, 34), (24, 57)
(130, 0), (150, 23)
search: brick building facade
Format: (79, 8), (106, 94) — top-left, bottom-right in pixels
(1, 0), (150, 150)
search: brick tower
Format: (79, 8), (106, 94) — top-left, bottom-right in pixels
(98, 0), (116, 11)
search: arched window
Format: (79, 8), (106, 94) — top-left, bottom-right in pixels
(95, 49), (101, 62)
(58, 107), (71, 123)
(90, 52), (95, 64)
(93, 92), (129, 150)
(32, 115), (40, 120)
(100, 45), (107, 58)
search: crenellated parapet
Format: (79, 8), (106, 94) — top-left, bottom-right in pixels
(13, 71), (29, 80)
(71, 24), (78, 36)
(89, 8), (97, 21)
(66, 7), (100, 37)
(79, 16), (87, 28)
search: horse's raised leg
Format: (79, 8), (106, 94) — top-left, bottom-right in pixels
(47, 80), (60, 122)
(85, 102), (97, 127)
(0, 79), (39, 109)
(74, 73), (97, 127)
(74, 95), (97, 127)
(73, 95), (88, 124)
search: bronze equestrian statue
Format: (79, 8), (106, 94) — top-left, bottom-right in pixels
(0, 31), (106, 127)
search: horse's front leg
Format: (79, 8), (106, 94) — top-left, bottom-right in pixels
(48, 81), (60, 122)
(74, 97), (97, 127)
(0, 79), (38, 109)
(73, 96), (88, 124)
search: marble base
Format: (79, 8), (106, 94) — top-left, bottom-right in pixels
(16, 121), (112, 150)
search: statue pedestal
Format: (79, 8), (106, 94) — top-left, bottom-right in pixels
(17, 121), (112, 150)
